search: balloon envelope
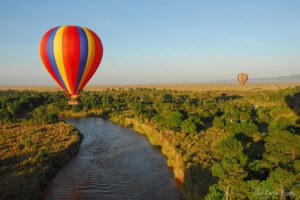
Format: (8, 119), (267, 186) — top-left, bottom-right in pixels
(39, 25), (103, 98)
(237, 73), (248, 85)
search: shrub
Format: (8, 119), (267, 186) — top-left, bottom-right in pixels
(24, 138), (33, 147)
(158, 110), (184, 130)
(34, 149), (48, 162)
(213, 116), (225, 128)
(32, 106), (58, 124)
(181, 116), (205, 134)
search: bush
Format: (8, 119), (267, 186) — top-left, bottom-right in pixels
(157, 110), (184, 130)
(269, 117), (291, 131)
(34, 148), (48, 161)
(181, 116), (205, 134)
(32, 106), (58, 124)
(181, 118), (197, 134)
(213, 116), (225, 128)
(205, 185), (224, 200)
(24, 138), (33, 147)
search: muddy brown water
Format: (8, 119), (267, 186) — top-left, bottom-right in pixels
(43, 117), (182, 200)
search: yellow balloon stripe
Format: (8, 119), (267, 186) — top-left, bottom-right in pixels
(53, 26), (71, 93)
(76, 28), (95, 93)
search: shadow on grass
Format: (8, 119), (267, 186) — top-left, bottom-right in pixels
(285, 92), (300, 134)
(235, 132), (265, 160)
(235, 132), (269, 181)
(215, 93), (242, 102)
(183, 164), (217, 200)
(285, 92), (300, 116)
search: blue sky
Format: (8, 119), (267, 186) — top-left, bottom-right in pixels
(0, 0), (299, 85)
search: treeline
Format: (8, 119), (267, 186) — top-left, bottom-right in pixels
(0, 90), (65, 124)
(0, 87), (299, 199)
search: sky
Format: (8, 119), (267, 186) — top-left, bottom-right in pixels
(0, 0), (299, 85)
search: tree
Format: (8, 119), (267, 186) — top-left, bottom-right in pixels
(205, 184), (224, 200)
(181, 116), (205, 134)
(32, 106), (58, 124)
(223, 105), (240, 123)
(238, 122), (258, 138)
(0, 108), (12, 122)
(213, 116), (225, 128)
(266, 167), (296, 200)
(211, 157), (248, 200)
(257, 107), (271, 123)
(102, 95), (113, 107)
(156, 110), (184, 130)
(263, 130), (300, 168)
(212, 136), (248, 199)
(269, 117), (292, 131)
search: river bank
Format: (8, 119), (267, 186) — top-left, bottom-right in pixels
(60, 110), (186, 182)
(0, 122), (83, 200)
(108, 113), (225, 200)
(109, 115), (185, 183)
(60, 111), (203, 199)
(44, 118), (181, 200)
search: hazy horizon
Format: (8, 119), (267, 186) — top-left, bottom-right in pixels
(0, 1), (299, 85)
(0, 73), (299, 86)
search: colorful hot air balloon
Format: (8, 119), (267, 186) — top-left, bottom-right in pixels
(39, 25), (103, 104)
(237, 73), (248, 86)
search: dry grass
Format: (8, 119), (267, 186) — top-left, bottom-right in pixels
(1, 83), (299, 92)
(0, 122), (82, 200)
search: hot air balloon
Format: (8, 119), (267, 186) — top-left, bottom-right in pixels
(39, 25), (103, 105)
(237, 73), (248, 86)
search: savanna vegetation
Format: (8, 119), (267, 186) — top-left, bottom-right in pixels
(0, 86), (299, 200)
(0, 91), (83, 200)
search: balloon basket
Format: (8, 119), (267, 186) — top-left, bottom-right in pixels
(68, 99), (78, 105)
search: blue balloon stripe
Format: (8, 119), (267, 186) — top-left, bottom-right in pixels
(46, 27), (68, 92)
(75, 27), (88, 92)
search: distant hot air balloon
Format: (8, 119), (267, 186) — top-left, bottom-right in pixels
(39, 25), (103, 105)
(237, 73), (248, 86)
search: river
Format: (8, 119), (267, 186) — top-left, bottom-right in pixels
(43, 117), (182, 200)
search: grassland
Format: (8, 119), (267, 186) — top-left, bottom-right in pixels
(0, 122), (83, 200)
(0, 82), (299, 92)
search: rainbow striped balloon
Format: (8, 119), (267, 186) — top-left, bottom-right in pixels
(40, 25), (103, 98)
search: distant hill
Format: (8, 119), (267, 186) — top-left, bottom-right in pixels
(215, 74), (300, 83)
